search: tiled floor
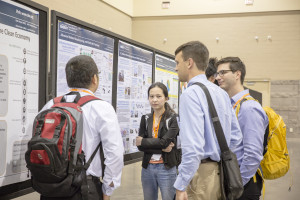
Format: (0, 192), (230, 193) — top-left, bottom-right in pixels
(11, 137), (300, 200)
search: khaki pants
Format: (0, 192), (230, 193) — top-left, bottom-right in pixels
(186, 162), (221, 200)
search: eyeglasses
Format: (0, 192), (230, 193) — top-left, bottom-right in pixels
(214, 70), (233, 78)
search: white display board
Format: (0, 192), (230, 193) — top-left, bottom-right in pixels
(56, 20), (114, 103)
(117, 41), (153, 154)
(0, 0), (39, 186)
(155, 54), (179, 113)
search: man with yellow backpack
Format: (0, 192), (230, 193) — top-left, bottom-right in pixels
(215, 56), (289, 200)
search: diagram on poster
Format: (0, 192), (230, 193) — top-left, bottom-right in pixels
(117, 41), (153, 154)
(0, 0), (39, 186)
(155, 54), (179, 113)
(56, 21), (114, 103)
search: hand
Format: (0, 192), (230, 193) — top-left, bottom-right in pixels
(103, 194), (110, 200)
(136, 136), (143, 146)
(176, 190), (188, 200)
(162, 142), (174, 152)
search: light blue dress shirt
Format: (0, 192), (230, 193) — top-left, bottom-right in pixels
(232, 89), (269, 185)
(174, 74), (244, 191)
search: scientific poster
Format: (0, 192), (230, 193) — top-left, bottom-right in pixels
(117, 41), (153, 154)
(155, 54), (179, 113)
(56, 21), (114, 103)
(0, 0), (39, 186)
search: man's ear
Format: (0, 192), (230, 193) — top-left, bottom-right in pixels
(92, 74), (98, 85)
(187, 58), (193, 69)
(235, 70), (241, 80)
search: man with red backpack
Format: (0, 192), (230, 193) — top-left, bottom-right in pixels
(27, 55), (124, 200)
(215, 57), (269, 200)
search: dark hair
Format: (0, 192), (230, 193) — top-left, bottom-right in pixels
(205, 57), (218, 79)
(215, 57), (246, 84)
(65, 55), (98, 89)
(148, 82), (176, 119)
(175, 41), (209, 71)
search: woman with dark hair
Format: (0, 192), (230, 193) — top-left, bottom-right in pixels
(136, 82), (180, 200)
(205, 57), (219, 85)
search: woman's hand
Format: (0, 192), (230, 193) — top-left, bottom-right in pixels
(162, 142), (174, 152)
(136, 136), (143, 146)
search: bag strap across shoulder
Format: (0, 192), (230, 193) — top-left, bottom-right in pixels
(192, 82), (230, 155)
(235, 96), (258, 118)
(53, 92), (101, 106)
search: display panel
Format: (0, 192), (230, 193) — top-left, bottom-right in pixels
(0, 0), (47, 190)
(55, 19), (114, 103)
(155, 54), (179, 113)
(117, 41), (153, 154)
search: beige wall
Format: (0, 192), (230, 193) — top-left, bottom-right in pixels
(32, 0), (132, 38)
(245, 80), (271, 107)
(132, 11), (300, 80)
(102, 0), (133, 16)
(133, 0), (300, 17)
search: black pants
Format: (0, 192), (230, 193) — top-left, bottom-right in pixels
(40, 176), (103, 200)
(237, 173), (263, 200)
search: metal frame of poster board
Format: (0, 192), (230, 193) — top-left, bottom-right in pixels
(50, 11), (158, 165)
(0, 0), (48, 198)
(153, 49), (180, 112)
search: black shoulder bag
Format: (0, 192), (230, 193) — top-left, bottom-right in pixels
(193, 82), (244, 200)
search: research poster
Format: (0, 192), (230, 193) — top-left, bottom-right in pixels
(117, 41), (153, 154)
(0, 0), (39, 186)
(56, 21), (114, 103)
(155, 54), (179, 113)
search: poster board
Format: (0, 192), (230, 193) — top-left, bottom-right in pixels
(51, 11), (114, 103)
(154, 53), (179, 113)
(117, 41), (153, 155)
(0, 0), (48, 197)
(50, 12), (157, 163)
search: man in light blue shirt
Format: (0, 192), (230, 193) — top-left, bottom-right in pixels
(173, 41), (243, 200)
(216, 57), (269, 200)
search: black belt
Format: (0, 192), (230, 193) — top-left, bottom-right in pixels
(201, 158), (216, 163)
(87, 175), (100, 181)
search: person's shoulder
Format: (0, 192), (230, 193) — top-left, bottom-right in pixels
(40, 99), (55, 112)
(242, 97), (264, 113)
(85, 98), (115, 112)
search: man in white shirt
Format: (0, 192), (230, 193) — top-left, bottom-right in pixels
(41, 55), (124, 200)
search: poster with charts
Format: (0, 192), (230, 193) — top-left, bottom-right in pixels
(117, 41), (153, 154)
(56, 21), (114, 103)
(155, 54), (179, 113)
(0, 0), (39, 186)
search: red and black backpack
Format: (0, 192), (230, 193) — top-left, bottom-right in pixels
(25, 92), (103, 199)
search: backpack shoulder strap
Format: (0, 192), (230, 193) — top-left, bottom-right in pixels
(235, 96), (258, 118)
(144, 113), (151, 132)
(77, 95), (101, 106)
(53, 96), (64, 104)
(165, 113), (176, 131)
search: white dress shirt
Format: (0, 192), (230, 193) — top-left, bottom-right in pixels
(41, 89), (124, 196)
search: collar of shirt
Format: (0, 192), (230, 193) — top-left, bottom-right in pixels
(69, 88), (95, 96)
(231, 89), (250, 107)
(187, 74), (207, 87)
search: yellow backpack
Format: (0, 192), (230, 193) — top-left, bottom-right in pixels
(235, 97), (290, 180)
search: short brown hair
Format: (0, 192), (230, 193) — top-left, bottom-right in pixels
(65, 55), (98, 89)
(175, 41), (209, 71)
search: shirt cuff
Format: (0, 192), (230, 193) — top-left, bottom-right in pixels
(102, 182), (114, 196)
(174, 175), (189, 191)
